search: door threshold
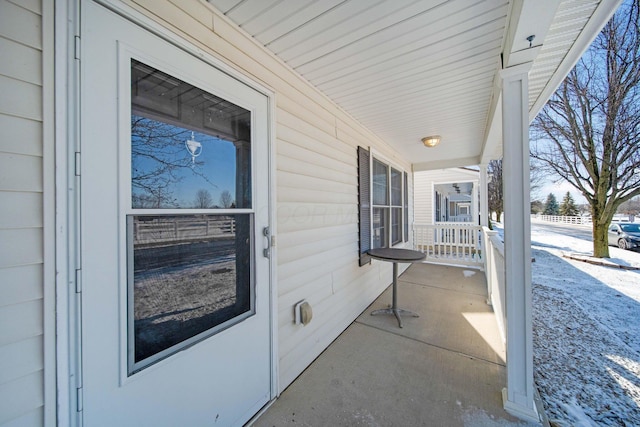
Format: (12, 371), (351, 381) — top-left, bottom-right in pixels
(246, 397), (278, 426)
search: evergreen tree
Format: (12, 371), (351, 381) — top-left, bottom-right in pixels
(559, 191), (579, 216)
(543, 193), (560, 215)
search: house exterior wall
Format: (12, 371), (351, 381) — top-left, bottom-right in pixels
(0, 0), (54, 426)
(414, 168), (479, 225)
(0, 1), (414, 422)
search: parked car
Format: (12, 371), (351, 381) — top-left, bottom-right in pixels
(608, 222), (640, 250)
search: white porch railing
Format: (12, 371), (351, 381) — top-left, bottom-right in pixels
(448, 215), (472, 222)
(482, 226), (506, 342)
(413, 223), (483, 267)
(537, 214), (591, 225)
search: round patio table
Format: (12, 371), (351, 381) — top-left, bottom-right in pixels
(367, 248), (426, 328)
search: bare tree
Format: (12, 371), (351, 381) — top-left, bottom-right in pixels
(131, 116), (189, 207)
(531, 0), (640, 257)
(487, 159), (503, 222)
(219, 190), (234, 209)
(529, 162), (546, 199)
(194, 189), (214, 208)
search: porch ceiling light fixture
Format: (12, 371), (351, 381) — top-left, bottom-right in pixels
(421, 135), (441, 148)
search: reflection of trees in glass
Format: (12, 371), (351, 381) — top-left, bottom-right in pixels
(131, 116), (217, 208)
(194, 189), (214, 208)
(132, 116), (188, 207)
(219, 190), (234, 208)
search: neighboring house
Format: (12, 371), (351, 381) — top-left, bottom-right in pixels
(0, 1), (620, 426)
(415, 168), (480, 225)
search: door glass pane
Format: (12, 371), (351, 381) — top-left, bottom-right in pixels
(131, 59), (251, 209)
(127, 59), (256, 374)
(128, 214), (254, 374)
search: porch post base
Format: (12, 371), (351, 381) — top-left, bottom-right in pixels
(502, 388), (541, 424)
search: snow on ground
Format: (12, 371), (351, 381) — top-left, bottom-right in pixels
(498, 219), (640, 426)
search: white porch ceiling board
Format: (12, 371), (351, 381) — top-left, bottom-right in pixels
(298, 5), (507, 84)
(247, 0), (346, 44)
(367, 104), (489, 132)
(210, 0), (245, 14)
(284, 0), (449, 69)
(209, 0), (610, 169)
(234, 0), (317, 35)
(528, 0), (600, 110)
(335, 60), (498, 112)
(225, 0), (282, 24)
(263, 0), (399, 55)
(325, 42), (500, 107)
(287, 0), (494, 72)
(347, 73), (495, 119)
(356, 78), (494, 124)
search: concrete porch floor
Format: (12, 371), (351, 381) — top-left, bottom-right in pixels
(252, 263), (538, 427)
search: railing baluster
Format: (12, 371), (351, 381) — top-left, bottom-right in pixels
(413, 223), (483, 267)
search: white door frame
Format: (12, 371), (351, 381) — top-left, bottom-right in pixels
(55, 1), (278, 425)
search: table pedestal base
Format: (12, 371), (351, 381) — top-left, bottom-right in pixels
(366, 251), (425, 329)
(371, 307), (419, 328)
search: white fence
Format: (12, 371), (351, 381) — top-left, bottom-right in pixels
(133, 216), (236, 245)
(482, 227), (506, 342)
(413, 223), (483, 267)
(537, 214), (591, 225)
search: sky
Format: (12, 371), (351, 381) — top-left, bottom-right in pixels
(171, 131), (238, 206)
(132, 122), (242, 208)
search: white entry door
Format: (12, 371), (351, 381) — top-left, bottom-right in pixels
(79, 2), (272, 426)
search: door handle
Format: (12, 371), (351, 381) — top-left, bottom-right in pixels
(263, 227), (271, 258)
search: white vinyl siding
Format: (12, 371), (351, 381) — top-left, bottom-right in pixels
(122, 0), (412, 390)
(0, 0), (49, 425)
(414, 168), (479, 225)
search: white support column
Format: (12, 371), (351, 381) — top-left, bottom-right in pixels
(500, 62), (539, 423)
(479, 163), (489, 227)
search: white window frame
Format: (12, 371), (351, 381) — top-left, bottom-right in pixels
(369, 149), (407, 248)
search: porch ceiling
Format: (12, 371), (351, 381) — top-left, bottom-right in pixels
(208, 0), (620, 170)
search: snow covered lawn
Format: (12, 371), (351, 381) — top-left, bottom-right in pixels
(527, 220), (640, 426)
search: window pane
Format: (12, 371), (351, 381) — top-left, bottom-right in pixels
(391, 168), (402, 206)
(131, 59), (251, 209)
(391, 207), (402, 245)
(372, 207), (388, 248)
(128, 213), (253, 373)
(372, 159), (389, 205)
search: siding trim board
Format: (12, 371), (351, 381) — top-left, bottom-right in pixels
(42, 0), (57, 423)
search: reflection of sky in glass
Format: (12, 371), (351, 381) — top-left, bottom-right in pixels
(131, 117), (237, 208)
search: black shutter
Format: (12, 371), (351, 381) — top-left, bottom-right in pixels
(404, 171), (409, 242)
(358, 146), (371, 266)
